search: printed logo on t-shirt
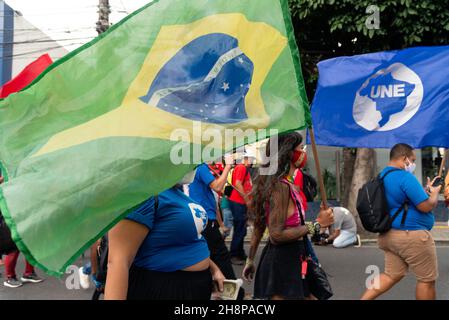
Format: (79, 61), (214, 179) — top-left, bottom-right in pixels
(188, 203), (208, 239)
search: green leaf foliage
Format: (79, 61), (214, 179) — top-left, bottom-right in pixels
(289, 0), (449, 100)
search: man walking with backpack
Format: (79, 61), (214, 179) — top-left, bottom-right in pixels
(361, 143), (441, 300)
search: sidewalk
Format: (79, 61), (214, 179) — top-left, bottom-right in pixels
(358, 222), (449, 245)
(432, 222), (449, 243)
(225, 222), (449, 245)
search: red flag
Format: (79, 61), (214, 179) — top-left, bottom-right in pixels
(0, 54), (53, 99)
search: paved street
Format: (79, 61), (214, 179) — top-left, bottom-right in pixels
(235, 244), (449, 300)
(1, 243), (449, 300)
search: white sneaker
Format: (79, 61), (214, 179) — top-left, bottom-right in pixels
(4, 278), (23, 288)
(79, 267), (90, 289)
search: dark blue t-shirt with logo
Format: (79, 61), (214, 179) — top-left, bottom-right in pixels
(126, 187), (209, 272)
(381, 167), (433, 230)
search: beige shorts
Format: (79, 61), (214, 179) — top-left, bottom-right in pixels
(378, 229), (438, 283)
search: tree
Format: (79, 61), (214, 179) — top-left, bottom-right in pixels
(289, 0), (449, 235)
(346, 148), (376, 236)
(341, 148), (356, 207)
(290, 0), (449, 100)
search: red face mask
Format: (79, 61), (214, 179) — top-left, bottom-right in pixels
(292, 150), (307, 168)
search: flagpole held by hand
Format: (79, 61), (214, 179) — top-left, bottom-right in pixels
(308, 127), (328, 209)
(438, 149), (447, 178)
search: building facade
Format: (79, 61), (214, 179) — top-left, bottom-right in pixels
(0, 0), (68, 84)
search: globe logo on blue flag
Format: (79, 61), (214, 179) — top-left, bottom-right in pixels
(353, 63), (423, 131)
(140, 33), (254, 124)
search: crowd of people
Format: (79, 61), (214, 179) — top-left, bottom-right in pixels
(0, 134), (447, 300)
(97, 132), (335, 300)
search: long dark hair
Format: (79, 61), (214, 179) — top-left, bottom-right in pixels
(250, 132), (303, 234)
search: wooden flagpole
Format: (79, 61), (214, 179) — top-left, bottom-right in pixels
(308, 127), (328, 209)
(438, 149), (447, 178)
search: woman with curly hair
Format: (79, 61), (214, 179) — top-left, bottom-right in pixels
(242, 132), (333, 300)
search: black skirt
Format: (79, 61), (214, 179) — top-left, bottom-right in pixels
(127, 266), (213, 300)
(254, 240), (310, 300)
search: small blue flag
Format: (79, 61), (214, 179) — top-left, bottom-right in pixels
(310, 46), (449, 148)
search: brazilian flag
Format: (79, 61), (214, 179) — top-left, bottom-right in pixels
(0, 0), (310, 275)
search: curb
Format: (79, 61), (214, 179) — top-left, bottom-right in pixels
(225, 239), (449, 245)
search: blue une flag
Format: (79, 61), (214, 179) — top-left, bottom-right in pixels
(310, 45), (449, 148)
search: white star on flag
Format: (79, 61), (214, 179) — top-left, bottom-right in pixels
(221, 82), (230, 92)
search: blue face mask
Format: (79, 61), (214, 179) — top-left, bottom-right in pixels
(405, 158), (416, 173)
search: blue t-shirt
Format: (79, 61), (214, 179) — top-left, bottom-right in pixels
(126, 187), (210, 272)
(381, 167), (433, 231)
(187, 164), (217, 220)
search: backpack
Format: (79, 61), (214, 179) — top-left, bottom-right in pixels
(227, 166), (250, 198)
(302, 171), (318, 202)
(91, 233), (109, 300)
(356, 168), (408, 233)
(223, 185), (233, 197)
(95, 234), (109, 284)
(0, 213), (18, 255)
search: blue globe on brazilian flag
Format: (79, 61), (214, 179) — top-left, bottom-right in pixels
(0, 0), (310, 275)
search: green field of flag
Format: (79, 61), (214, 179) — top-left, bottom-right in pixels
(0, 0), (310, 275)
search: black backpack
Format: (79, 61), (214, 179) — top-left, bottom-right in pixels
(302, 171), (318, 202)
(91, 234), (109, 300)
(356, 168), (408, 233)
(223, 185), (233, 197)
(225, 167), (250, 198)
